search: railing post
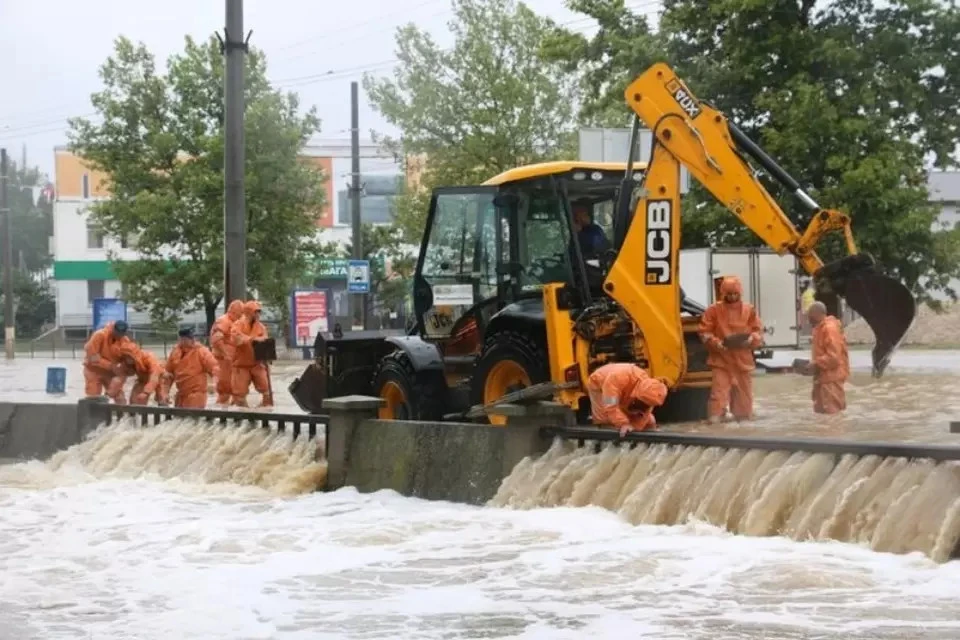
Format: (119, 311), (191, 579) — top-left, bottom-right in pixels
(487, 401), (571, 477)
(321, 395), (385, 491)
(77, 396), (110, 440)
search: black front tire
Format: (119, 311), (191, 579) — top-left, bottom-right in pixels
(469, 330), (549, 423)
(371, 351), (447, 421)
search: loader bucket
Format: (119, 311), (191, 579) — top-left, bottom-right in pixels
(814, 254), (917, 378)
(289, 364), (328, 414)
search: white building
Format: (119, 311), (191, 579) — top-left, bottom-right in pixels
(927, 169), (960, 301)
(51, 140), (404, 331)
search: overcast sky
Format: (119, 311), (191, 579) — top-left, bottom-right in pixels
(0, 0), (665, 179)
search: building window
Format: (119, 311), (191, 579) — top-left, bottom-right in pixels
(120, 232), (138, 249)
(87, 280), (105, 304)
(82, 173), (90, 199)
(336, 175), (402, 225)
(87, 222), (104, 249)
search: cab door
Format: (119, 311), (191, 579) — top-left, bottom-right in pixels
(412, 187), (506, 342)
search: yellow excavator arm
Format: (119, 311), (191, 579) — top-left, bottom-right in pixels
(605, 62), (916, 384)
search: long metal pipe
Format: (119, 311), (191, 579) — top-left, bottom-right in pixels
(542, 426), (960, 462)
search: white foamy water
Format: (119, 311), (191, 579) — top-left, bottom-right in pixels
(493, 439), (960, 562)
(2, 476), (960, 639)
(0, 351), (959, 638)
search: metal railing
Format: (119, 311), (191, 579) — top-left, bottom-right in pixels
(542, 425), (960, 461)
(93, 403), (329, 441)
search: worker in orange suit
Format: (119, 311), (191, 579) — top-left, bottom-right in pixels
(107, 343), (167, 405)
(586, 362), (669, 436)
(209, 299), (244, 405)
(82, 320), (133, 399)
(698, 276), (764, 422)
(161, 327), (219, 409)
(800, 301), (850, 414)
(231, 300), (272, 407)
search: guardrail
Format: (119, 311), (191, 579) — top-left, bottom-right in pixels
(541, 425), (960, 461)
(91, 402), (328, 441)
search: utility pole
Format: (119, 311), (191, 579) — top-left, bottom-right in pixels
(221, 0), (250, 306)
(0, 149), (14, 359)
(349, 81), (366, 330)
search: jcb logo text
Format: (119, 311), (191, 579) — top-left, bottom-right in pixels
(665, 78), (701, 119)
(645, 200), (672, 285)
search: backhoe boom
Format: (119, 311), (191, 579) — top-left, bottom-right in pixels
(609, 62), (916, 379)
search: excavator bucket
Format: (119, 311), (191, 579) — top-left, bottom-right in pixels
(814, 254), (916, 378)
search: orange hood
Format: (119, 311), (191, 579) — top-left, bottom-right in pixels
(630, 376), (668, 408)
(720, 276), (743, 298)
(228, 299), (244, 320)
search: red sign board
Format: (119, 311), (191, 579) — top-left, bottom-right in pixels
(292, 290), (329, 346)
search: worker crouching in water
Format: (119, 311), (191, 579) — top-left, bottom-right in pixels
(107, 343), (167, 405)
(698, 276), (764, 422)
(209, 299), (244, 405)
(799, 301), (850, 414)
(161, 327), (219, 408)
(586, 362), (669, 436)
(230, 300), (272, 407)
(83, 320), (132, 400)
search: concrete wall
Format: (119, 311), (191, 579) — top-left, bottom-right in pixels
(340, 419), (513, 504)
(0, 402), (84, 460)
(322, 397), (564, 505)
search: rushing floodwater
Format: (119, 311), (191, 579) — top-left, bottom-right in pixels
(0, 349), (959, 638)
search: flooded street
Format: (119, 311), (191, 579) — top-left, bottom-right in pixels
(0, 349), (958, 638)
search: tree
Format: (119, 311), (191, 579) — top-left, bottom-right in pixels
(364, 0), (580, 244)
(543, 0), (960, 303)
(68, 36), (327, 330)
(0, 273), (55, 339)
(2, 157), (54, 273)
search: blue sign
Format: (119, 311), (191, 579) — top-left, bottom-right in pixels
(92, 298), (127, 329)
(347, 259), (371, 294)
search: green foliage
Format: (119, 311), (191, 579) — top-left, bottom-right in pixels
(544, 0), (960, 302)
(2, 158), (54, 273)
(0, 273), (55, 338)
(67, 36), (327, 328)
(364, 0), (580, 244)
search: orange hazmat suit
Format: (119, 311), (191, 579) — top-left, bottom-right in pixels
(83, 321), (133, 399)
(108, 344), (166, 405)
(162, 340), (219, 409)
(230, 300), (272, 407)
(810, 315), (850, 414)
(209, 299), (244, 405)
(586, 363), (669, 436)
(698, 276), (764, 421)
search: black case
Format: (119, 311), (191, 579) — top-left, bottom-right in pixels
(253, 337), (277, 362)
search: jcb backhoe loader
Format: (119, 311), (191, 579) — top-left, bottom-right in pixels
(289, 62), (916, 424)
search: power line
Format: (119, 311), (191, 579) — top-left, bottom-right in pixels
(0, 0), (665, 144)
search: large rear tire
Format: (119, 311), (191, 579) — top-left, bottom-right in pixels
(654, 386), (710, 424)
(371, 351), (446, 421)
(470, 330), (549, 426)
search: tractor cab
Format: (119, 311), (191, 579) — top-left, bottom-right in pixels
(410, 163), (639, 368)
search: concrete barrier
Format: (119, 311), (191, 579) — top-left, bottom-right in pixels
(322, 396), (570, 505)
(0, 401), (84, 460)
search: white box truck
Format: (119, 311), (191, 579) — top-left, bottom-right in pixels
(679, 247), (801, 350)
